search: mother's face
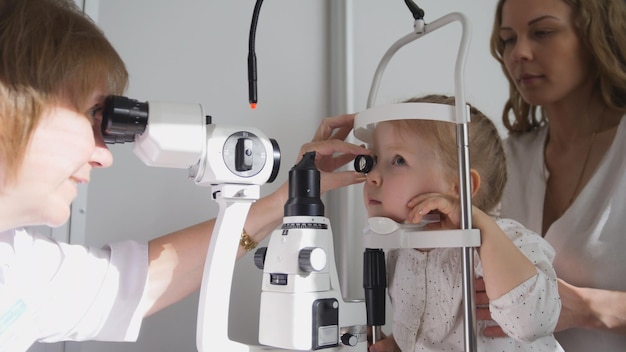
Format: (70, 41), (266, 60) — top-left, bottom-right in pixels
(498, 0), (593, 106)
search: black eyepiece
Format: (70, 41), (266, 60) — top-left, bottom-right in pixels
(101, 95), (149, 144)
(354, 154), (374, 174)
(284, 151), (324, 217)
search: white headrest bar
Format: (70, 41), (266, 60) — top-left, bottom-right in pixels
(353, 102), (459, 143)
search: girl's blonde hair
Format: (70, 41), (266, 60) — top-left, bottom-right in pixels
(393, 94), (507, 214)
(0, 0), (128, 184)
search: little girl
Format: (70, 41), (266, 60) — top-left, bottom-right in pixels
(363, 95), (563, 351)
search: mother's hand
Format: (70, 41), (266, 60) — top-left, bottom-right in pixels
(368, 332), (400, 352)
(297, 114), (369, 193)
(475, 277), (507, 337)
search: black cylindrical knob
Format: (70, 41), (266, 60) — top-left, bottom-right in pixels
(254, 247), (267, 270)
(363, 248), (386, 326)
(340, 333), (358, 346)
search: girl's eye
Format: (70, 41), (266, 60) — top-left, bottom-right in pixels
(392, 155), (406, 166)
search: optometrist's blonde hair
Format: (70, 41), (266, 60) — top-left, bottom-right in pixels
(490, 0), (626, 134)
(0, 0), (128, 184)
(387, 94), (507, 214)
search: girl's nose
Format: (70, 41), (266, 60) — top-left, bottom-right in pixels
(366, 166), (381, 186)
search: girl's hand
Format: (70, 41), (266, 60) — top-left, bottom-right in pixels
(406, 192), (461, 229)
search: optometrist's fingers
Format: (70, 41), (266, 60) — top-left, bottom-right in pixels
(292, 137), (368, 194)
(312, 114), (356, 142)
(298, 139), (369, 172)
(329, 152), (361, 170)
(300, 138), (368, 160)
(320, 170), (367, 195)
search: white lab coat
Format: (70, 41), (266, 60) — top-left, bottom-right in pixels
(0, 228), (149, 351)
(501, 116), (626, 351)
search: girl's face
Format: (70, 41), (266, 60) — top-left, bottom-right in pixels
(362, 122), (453, 223)
(499, 0), (593, 106)
(7, 93), (113, 227)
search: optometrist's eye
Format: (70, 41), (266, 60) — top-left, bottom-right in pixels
(88, 105), (103, 121)
(354, 154), (375, 173)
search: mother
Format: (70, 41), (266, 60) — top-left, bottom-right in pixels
(485, 0), (626, 350)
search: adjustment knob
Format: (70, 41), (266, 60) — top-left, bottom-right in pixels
(235, 137), (254, 171)
(298, 247), (327, 272)
(341, 333), (358, 346)
(254, 247), (267, 270)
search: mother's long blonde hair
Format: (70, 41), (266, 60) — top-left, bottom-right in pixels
(490, 0), (626, 134)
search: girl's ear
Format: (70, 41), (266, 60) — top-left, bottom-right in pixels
(452, 169), (481, 197)
(470, 169), (481, 197)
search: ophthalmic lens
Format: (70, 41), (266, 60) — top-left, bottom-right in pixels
(354, 154), (374, 173)
(101, 95), (149, 144)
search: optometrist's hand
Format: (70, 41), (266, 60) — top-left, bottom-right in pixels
(238, 113), (369, 254)
(297, 113), (369, 194)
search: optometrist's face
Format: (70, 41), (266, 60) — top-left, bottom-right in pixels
(362, 122), (452, 223)
(9, 94), (113, 227)
(499, 0), (593, 106)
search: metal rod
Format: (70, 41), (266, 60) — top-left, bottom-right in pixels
(458, 116), (477, 352)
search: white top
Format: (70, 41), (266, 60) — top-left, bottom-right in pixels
(388, 218), (562, 352)
(0, 228), (149, 351)
(500, 116), (626, 351)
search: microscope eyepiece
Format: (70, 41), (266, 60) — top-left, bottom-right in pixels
(284, 151), (324, 217)
(101, 95), (149, 144)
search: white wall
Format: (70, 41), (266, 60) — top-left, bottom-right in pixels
(51, 1), (508, 352)
(352, 1), (507, 123)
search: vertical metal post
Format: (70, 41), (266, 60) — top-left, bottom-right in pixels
(362, 10), (477, 351)
(457, 106), (477, 351)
